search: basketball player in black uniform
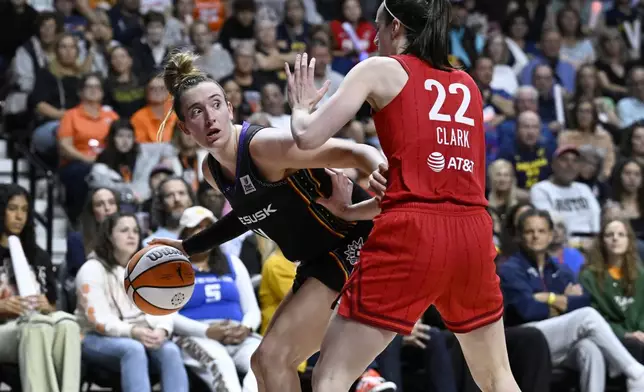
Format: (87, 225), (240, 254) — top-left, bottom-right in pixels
(150, 51), (385, 392)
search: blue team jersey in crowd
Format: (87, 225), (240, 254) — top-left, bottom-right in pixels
(179, 255), (243, 322)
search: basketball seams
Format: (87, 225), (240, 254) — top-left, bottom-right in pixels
(124, 244), (195, 316)
(129, 258), (191, 285)
(130, 252), (190, 281)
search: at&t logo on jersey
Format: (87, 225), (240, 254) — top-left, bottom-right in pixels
(238, 204), (277, 225)
(427, 152), (445, 172)
(427, 152), (475, 173)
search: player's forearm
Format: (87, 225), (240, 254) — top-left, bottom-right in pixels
(353, 144), (386, 174)
(343, 198), (381, 221)
(183, 212), (249, 256)
(291, 108), (330, 150)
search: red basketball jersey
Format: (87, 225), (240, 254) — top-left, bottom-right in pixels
(374, 55), (488, 209)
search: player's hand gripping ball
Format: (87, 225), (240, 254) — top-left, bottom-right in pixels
(124, 244), (195, 315)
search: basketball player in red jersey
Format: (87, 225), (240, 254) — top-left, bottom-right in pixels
(284, 0), (521, 391)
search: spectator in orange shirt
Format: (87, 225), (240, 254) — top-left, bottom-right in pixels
(131, 75), (176, 143)
(193, 0), (226, 33)
(57, 72), (119, 223)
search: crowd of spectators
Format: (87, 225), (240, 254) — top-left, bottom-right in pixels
(5, 0), (644, 390)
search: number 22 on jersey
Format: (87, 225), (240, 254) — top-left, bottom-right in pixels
(425, 79), (475, 126)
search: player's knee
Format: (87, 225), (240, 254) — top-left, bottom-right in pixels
(251, 337), (297, 372)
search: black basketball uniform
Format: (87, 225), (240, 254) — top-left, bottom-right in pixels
(207, 122), (374, 292)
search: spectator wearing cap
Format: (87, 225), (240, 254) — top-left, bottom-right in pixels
(144, 177), (196, 245)
(499, 209), (644, 392)
(189, 21), (235, 82)
(618, 66), (644, 128)
(498, 111), (554, 189)
(173, 206), (261, 392)
(88, 118), (176, 204)
(549, 214), (586, 277)
(558, 98), (615, 179)
(530, 145), (601, 249)
(520, 29), (576, 93)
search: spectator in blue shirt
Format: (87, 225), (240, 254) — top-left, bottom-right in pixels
(499, 209), (644, 392)
(498, 111), (554, 189)
(520, 29), (576, 93)
(496, 86), (557, 153)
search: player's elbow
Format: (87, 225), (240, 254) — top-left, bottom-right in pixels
(292, 130), (320, 150)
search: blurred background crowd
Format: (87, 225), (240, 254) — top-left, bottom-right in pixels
(3, 0), (644, 390)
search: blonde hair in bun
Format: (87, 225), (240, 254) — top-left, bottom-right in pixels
(157, 50), (210, 142)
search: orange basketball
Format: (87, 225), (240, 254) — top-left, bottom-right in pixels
(124, 244), (195, 316)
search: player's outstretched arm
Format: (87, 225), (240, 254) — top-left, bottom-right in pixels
(251, 127), (386, 175)
(285, 53), (377, 150)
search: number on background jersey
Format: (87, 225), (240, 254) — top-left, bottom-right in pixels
(424, 79), (475, 126)
(205, 283), (222, 301)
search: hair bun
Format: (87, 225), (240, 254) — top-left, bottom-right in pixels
(163, 50), (202, 96)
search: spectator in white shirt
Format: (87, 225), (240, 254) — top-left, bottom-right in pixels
(530, 145), (601, 249)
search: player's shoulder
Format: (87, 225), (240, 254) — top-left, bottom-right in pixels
(356, 56), (406, 77)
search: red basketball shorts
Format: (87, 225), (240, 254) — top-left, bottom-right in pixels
(337, 203), (504, 335)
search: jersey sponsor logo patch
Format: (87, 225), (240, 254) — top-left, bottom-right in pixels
(240, 175), (256, 194)
(427, 152), (445, 172)
(238, 204), (277, 225)
(427, 152), (474, 173)
(344, 237), (364, 265)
